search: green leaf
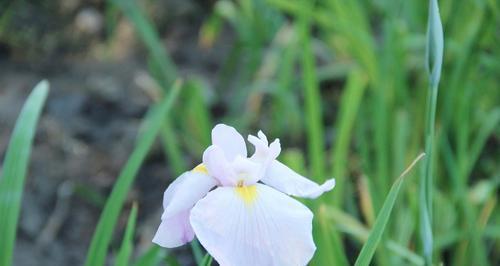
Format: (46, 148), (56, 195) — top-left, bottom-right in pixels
(84, 81), (181, 266)
(110, 0), (177, 87)
(355, 153), (425, 266)
(190, 239), (205, 265)
(0, 80), (49, 266)
(114, 203), (138, 266)
(331, 69), (367, 205)
(132, 246), (166, 266)
(111, 0), (186, 179)
(199, 254), (213, 266)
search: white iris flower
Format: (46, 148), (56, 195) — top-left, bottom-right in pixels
(153, 124), (335, 266)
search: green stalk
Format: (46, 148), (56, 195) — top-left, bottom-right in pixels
(420, 0), (443, 264)
(419, 81), (438, 265)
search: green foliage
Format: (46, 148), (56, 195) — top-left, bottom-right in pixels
(0, 81), (49, 266)
(115, 203), (138, 266)
(132, 246), (166, 266)
(2, 0), (498, 264)
(200, 253), (213, 266)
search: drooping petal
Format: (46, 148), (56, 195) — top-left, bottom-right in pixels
(190, 184), (316, 266)
(212, 124), (247, 160)
(261, 160), (335, 199)
(248, 130), (334, 198)
(153, 210), (194, 248)
(203, 145), (237, 186)
(153, 170), (216, 248)
(162, 170), (217, 218)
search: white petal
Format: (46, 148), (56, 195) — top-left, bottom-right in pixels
(203, 145), (263, 186)
(212, 124), (247, 160)
(231, 155), (262, 186)
(153, 170), (216, 248)
(261, 160), (335, 199)
(153, 210), (194, 248)
(190, 184), (316, 266)
(248, 131), (281, 163)
(162, 171), (217, 218)
(203, 145), (237, 186)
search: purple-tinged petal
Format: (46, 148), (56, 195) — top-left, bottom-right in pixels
(153, 170), (216, 248)
(153, 210), (194, 248)
(203, 145), (237, 186)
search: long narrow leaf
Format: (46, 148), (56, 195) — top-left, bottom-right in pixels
(331, 69), (367, 204)
(200, 253), (213, 266)
(110, 0), (177, 87)
(84, 81), (181, 266)
(115, 203), (138, 266)
(0, 80), (49, 266)
(133, 246), (166, 266)
(355, 153), (425, 266)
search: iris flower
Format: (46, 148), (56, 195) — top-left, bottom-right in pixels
(153, 124), (335, 265)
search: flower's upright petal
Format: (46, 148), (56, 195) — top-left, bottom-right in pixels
(248, 131), (281, 164)
(231, 156), (262, 185)
(212, 124), (247, 160)
(153, 170), (216, 248)
(261, 160), (335, 199)
(248, 130), (333, 198)
(203, 145), (237, 186)
(190, 184), (316, 266)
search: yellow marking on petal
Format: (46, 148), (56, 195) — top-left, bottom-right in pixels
(192, 164), (208, 174)
(235, 185), (257, 205)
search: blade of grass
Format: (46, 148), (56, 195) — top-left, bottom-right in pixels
(0, 80), (49, 266)
(115, 203), (138, 266)
(110, 0), (176, 87)
(159, 121), (186, 176)
(323, 206), (425, 265)
(84, 81), (181, 266)
(133, 246), (167, 266)
(200, 253), (213, 266)
(180, 79), (213, 155)
(468, 108), (500, 174)
(190, 239), (204, 265)
(420, 0), (443, 264)
(314, 206), (348, 266)
(354, 153), (425, 266)
(298, 2), (325, 183)
(112, 0), (186, 180)
(331, 69), (368, 205)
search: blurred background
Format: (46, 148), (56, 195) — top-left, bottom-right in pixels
(0, 0), (498, 265)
